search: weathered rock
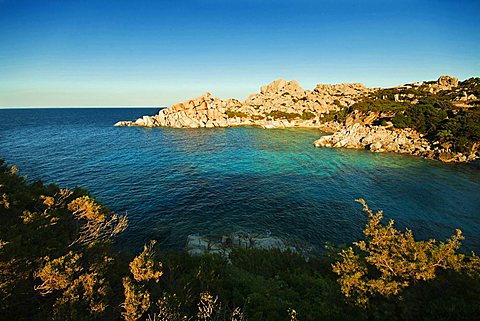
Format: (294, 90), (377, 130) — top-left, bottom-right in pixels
(260, 79), (289, 94)
(369, 141), (383, 152)
(426, 75), (459, 94)
(437, 75), (459, 89)
(135, 118), (145, 126)
(114, 78), (373, 130)
(186, 235), (211, 256)
(185, 232), (295, 258)
(438, 151), (459, 163)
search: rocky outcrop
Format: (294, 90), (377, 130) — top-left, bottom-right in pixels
(114, 79), (373, 129)
(314, 123), (478, 163)
(114, 75), (478, 163)
(243, 80), (371, 117)
(314, 123), (430, 153)
(186, 232), (296, 257)
(437, 76), (459, 90)
(115, 93), (230, 128)
(425, 75), (459, 94)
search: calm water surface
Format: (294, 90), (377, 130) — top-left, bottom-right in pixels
(1, 108), (479, 252)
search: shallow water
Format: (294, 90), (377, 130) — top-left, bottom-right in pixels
(1, 108), (479, 252)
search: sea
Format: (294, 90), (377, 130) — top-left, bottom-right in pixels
(1, 108), (479, 253)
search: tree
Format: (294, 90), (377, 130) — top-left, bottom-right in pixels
(122, 240), (163, 321)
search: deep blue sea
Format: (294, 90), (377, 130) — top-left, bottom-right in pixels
(1, 108), (479, 253)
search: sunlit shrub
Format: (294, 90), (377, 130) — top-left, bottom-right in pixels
(333, 199), (480, 306)
(67, 195), (128, 246)
(122, 240), (163, 321)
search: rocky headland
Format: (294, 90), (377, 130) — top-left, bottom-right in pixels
(114, 79), (372, 129)
(115, 76), (480, 163)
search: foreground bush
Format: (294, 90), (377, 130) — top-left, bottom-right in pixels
(1, 160), (479, 321)
(333, 199), (480, 320)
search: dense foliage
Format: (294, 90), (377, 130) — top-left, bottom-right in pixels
(266, 111), (301, 121)
(300, 111), (315, 120)
(333, 200), (480, 307)
(346, 78), (480, 154)
(225, 110), (248, 118)
(321, 108), (350, 123)
(390, 98), (480, 153)
(1, 161), (479, 321)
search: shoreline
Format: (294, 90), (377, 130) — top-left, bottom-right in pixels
(114, 76), (479, 164)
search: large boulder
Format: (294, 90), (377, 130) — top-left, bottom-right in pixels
(426, 75), (459, 94)
(260, 79), (288, 94)
(437, 75), (459, 89)
(135, 118), (145, 126)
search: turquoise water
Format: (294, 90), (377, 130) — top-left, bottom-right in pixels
(0, 108), (479, 252)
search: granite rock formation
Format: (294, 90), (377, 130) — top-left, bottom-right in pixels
(114, 79), (372, 129)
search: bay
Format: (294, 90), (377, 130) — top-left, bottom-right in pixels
(1, 108), (479, 252)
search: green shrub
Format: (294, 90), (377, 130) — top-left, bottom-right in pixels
(226, 110), (248, 118)
(321, 108), (350, 123)
(391, 98), (448, 133)
(301, 111), (316, 120)
(267, 111), (300, 120)
(351, 98), (407, 113)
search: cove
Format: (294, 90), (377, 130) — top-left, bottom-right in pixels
(1, 108), (479, 252)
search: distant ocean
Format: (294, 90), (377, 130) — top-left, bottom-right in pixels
(1, 108), (479, 252)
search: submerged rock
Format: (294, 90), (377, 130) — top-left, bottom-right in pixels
(185, 232), (296, 257)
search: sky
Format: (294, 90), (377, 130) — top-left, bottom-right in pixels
(0, 0), (479, 107)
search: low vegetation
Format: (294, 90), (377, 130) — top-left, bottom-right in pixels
(267, 111), (301, 120)
(300, 111), (316, 120)
(320, 108), (350, 123)
(1, 161), (479, 321)
(225, 110), (248, 118)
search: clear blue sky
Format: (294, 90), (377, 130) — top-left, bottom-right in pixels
(1, 0), (479, 107)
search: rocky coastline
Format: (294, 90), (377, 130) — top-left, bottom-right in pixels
(314, 123), (477, 163)
(186, 232), (297, 258)
(115, 76), (479, 163)
(114, 79), (370, 129)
